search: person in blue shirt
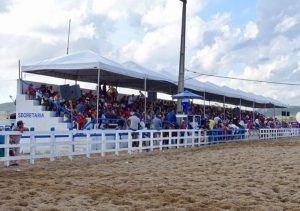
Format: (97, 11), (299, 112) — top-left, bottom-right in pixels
(166, 108), (176, 124)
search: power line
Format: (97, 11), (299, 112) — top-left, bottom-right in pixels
(186, 69), (300, 86)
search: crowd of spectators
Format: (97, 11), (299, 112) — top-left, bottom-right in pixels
(24, 82), (289, 132)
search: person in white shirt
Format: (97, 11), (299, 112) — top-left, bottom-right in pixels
(127, 112), (140, 131)
(127, 112), (140, 147)
(214, 116), (221, 125)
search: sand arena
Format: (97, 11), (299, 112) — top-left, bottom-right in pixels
(0, 139), (300, 210)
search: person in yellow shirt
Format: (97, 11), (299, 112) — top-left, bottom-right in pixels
(209, 118), (215, 130)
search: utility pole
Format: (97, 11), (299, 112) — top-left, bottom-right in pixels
(67, 19), (71, 55)
(177, 0), (187, 113)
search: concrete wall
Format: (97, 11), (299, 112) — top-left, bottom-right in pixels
(16, 94), (71, 131)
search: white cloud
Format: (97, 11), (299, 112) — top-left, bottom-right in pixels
(275, 15), (299, 33)
(244, 21), (259, 39)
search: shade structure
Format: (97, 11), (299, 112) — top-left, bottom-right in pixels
(172, 90), (203, 100)
(22, 50), (177, 94)
(21, 50), (286, 108)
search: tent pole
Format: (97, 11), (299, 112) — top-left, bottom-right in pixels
(18, 59), (21, 79)
(252, 101), (255, 121)
(223, 95), (225, 120)
(239, 98), (241, 120)
(203, 91), (206, 117)
(96, 67), (100, 129)
(144, 76), (147, 122)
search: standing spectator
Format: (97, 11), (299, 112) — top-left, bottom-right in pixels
(127, 112), (140, 131)
(152, 114), (162, 130)
(165, 108), (176, 124)
(102, 83), (107, 98)
(138, 90), (145, 101)
(127, 94), (134, 108)
(9, 121), (29, 166)
(127, 112), (140, 146)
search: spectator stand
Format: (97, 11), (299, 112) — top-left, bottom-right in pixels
(21, 80), (78, 124)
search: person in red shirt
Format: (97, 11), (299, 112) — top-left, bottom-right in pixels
(77, 113), (86, 130)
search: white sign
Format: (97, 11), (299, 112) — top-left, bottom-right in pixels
(18, 113), (45, 118)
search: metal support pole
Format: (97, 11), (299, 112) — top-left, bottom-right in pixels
(96, 67), (100, 129)
(177, 0), (187, 113)
(203, 91), (206, 117)
(239, 98), (242, 120)
(252, 101), (255, 121)
(18, 59), (21, 79)
(67, 19), (71, 55)
(144, 76), (147, 121)
(223, 95), (225, 120)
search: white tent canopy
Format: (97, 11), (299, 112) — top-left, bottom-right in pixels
(22, 50), (286, 108)
(22, 50), (177, 94)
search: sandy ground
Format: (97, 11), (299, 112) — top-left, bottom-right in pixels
(1, 139), (300, 211)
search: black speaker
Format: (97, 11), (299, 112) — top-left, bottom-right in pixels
(148, 91), (157, 102)
(59, 85), (70, 99)
(69, 85), (81, 100)
(282, 111), (286, 116)
(287, 111), (290, 116)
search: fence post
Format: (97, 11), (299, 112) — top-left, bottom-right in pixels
(184, 130), (187, 148)
(115, 131), (119, 156)
(150, 131), (154, 152)
(192, 130), (195, 147)
(177, 130), (180, 148)
(168, 130), (172, 148)
(139, 131), (143, 153)
(159, 132), (163, 151)
(50, 132), (55, 161)
(101, 132), (105, 157)
(86, 132), (91, 158)
(68, 132), (73, 160)
(128, 131), (132, 154)
(30, 133), (35, 164)
(4, 134), (10, 167)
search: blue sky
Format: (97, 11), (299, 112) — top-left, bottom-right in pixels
(200, 0), (256, 26)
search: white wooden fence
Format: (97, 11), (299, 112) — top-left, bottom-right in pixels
(259, 128), (300, 140)
(0, 129), (249, 166)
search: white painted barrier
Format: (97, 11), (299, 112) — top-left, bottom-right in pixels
(0, 128), (249, 166)
(259, 128), (300, 140)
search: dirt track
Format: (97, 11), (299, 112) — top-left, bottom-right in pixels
(1, 139), (300, 211)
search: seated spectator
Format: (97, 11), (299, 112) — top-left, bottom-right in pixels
(76, 100), (84, 114)
(63, 112), (71, 123)
(77, 112), (86, 130)
(108, 86), (118, 101)
(25, 83), (35, 99)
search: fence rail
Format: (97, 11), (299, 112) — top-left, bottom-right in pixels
(259, 128), (300, 140)
(0, 128), (250, 166)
